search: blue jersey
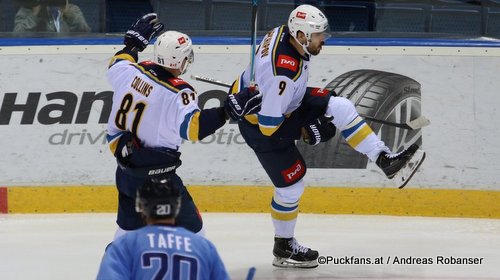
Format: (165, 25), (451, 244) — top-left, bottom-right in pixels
(97, 225), (230, 280)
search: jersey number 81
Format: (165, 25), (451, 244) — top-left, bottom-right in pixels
(115, 93), (147, 134)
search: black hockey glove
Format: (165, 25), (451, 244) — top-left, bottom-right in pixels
(224, 87), (262, 121)
(302, 115), (336, 145)
(124, 13), (164, 52)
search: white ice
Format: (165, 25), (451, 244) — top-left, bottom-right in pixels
(1, 213), (499, 280)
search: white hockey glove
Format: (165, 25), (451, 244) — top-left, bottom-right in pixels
(224, 87), (262, 121)
(124, 13), (164, 52)
(302, 115), (336, 145)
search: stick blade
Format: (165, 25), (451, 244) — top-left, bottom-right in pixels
(407, 116), (431, 130)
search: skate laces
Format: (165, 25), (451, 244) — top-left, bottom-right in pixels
(288, 238), (309, 255)
(385, 149), (406, 159)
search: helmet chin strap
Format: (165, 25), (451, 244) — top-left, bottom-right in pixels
(180, 59), (190, 75)
(302, 39), (312, 56)
(293, 34), (311, 56)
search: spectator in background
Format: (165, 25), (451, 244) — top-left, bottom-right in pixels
(14, 0), (91, 32)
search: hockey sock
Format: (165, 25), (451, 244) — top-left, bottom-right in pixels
(326, 96), (390, 161)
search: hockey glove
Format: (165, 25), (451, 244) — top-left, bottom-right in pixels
(124, 13), (164, 52)
(224, 87), (262, 121)
(302, 115), (336, 145)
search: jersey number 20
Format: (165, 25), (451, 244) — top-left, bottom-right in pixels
(142, 252), (199, 279)
(115, 93), (146, 134)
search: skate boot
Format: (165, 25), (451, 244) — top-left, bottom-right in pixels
(376, 143), (426, 189)
(272, 237), (319, 268)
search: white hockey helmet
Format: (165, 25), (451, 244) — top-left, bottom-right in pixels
(154, 31), (194, 74)
(288, 5), (330, 51)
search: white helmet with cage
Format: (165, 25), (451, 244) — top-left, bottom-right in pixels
(154, 31), (194, 74)
(288, 4), (330, 54)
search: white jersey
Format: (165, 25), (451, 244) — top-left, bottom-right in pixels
(233, 25), (310, 136)
(106, 53), (201, 153)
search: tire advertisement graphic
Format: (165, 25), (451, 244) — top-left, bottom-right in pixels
(2, 46), (499, 188)
(297, 69), (423, 168)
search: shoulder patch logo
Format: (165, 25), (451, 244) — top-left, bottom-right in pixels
(296, 11), (306, 19)
(169, 78), (187, 86)
(310, 88), (330, 97)
(276, 55), (298, 72)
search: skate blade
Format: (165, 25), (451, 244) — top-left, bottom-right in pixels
(272, 257), (318, 269)
(397, 149), (426, 189)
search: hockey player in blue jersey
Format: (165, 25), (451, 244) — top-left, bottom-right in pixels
(106, 13), (261, 241)
(97, 177), (230, 280)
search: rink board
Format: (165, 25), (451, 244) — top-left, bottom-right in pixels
(1, 38), (500, 217)
(2, 185), (499, 218)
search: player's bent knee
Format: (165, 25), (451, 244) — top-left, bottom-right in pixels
(326, 96), (359, 130)
(274, 179), (305, 204)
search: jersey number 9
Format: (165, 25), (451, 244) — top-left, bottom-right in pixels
(278, 81), (287, 96)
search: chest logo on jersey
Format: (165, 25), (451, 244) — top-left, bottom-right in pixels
(276, 55), (299, 72)
(310, 88), (330, 97)
(281, 159), (305, 183)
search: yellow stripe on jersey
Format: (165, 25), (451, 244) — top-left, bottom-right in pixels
(230, 78), (241, 94)
(188, 111), (201, 141)
(130, 64), (181, 93)
(259, 125), (279, 136)
(259, 124), (280, 136)
(291, 59), (303, 82)
(106, 132), (124, 155)
(271, 26), (285, 76)
(108, 138), (119, 154)
(245, 114), (258, 124)
(108, 53), (136, 67)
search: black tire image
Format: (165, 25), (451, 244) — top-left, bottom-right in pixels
(297, 69), (424, 168)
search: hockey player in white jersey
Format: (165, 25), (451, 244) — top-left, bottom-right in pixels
(97, 177), (230, 280)
(230, 5), (425, 268)
(106, 14), (261, 240)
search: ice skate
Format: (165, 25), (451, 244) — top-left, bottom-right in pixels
(376, 143), (426, 189)
(272, 237), (319, 268)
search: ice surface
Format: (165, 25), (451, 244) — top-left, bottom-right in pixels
(1, 213), (499, 280)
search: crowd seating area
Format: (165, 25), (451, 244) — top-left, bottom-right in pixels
(0, 0), (499, 38)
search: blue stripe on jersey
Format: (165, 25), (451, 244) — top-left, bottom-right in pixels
(341, 119), (366, 139)
(106, 132), (124, 143)
(106, 131), (125, 154)
(180, 110), (197, 140)
(258, 114), (284, 126)
(271, 199), (298, 212)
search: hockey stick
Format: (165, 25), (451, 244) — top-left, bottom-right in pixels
(191, 75), (231, 88)
(249, 0), (258, 89)
(190, 75), (430, 130)
(364, 115), (430, 130)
